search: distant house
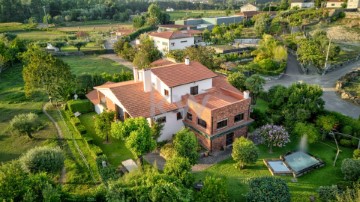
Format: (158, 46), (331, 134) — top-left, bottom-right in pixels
(240, 3), (259, 12)
(326, 0), (344, 8)
(347, 0), (360, 9)
(86, 58), (253, 151)
(111, 28), (134, 40)
(174, 16), (243, 30)
(148, 30), (202, 53)
(290, 0), (315, 8)
(235, 11), (277, 20)
(166, 7), (174, 12)
(46, 43), (59, 52)
(157, 24), (193, 32)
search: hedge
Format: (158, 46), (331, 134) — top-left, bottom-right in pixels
(125, 26), (156, 41)
(67, 99), (94, 114)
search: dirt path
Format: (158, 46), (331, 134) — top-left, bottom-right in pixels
(42, 103), (66, 184)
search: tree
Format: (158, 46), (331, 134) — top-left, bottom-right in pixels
(259, 124), (290, 153)
(293, 122), (320, 144)
(245, 74), (265, 104)
(70, 41), (87, 52)
(341, 158), (360, 181)
(246, 177), (291, 202)
(232, 137), (259, 169)
(20, 146), (64, 173)
(133, 15), (146, 28)
(147, 3), (162, 25)
(22, 45), (75, 100)
(316, 115), (338, 133)
(173, 128), (199, 165)
(133, 34), (161, 69)
(196, 176), (228, 202)
(279, 0), (290, 10)
(94, 111), (116, 143)
(52, 41), (66, 52)
(184, 46), (223, 70)
(227, 72), (247, 91)
(10, 113), (43, 139)
(164, 156), (193, 186)
(253, 13), (271, 36)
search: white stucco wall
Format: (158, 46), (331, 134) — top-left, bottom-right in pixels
(291, 2), (314, 8)
(150, 74), (172, 103)
(240, 4), (259, 12)
(326, 2), (343, 7)
(347, 0), (360, 8)
(168, 37), (194, 51)
(171, 78), (213, 102)
(150, 109), (185, 141)
(94, 104), (105, 114)
(151, 36), (170, 53)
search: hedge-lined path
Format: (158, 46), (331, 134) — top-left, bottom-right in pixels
(100, 54), (135, 70)
(42, 102), (66, 184)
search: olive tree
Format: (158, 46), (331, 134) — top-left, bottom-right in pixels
(10, 113), (43, 139)
(20, 146), (64, 173)
(232, 137), (259, 169)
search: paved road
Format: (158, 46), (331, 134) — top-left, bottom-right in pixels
(99, 54), (135, 70)
(264, 54), (360, 119)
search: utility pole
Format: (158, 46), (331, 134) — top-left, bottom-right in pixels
(322, 38), (332, 76)
(43, 6), (48, 25)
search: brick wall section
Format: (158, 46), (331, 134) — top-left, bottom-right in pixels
(186, 99), (213, 135)
(211, 127), (248, 151)
(194, 131), (211, 150)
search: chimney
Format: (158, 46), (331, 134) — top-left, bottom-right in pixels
(243, 90), (250, 99)
(185, 57), (190, 65)
(140, 69), (152, 92)
(133, 68), (139, 82)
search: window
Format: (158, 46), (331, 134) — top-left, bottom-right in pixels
(162, 42), (168, 46)
(177, 112), (183, 120)
(234, 113), (244, 122)
(226, 132), (234, 146)
(171, 42), (175, 46)
(187, 112), (192, 121)
(156, 116), (166, 124)
(197, 118), (207, 128)
(217, 119), (228, 129)
(190, 86), (198, 95)
(180, 40), (188, 43)
(164, 89), (169, 96)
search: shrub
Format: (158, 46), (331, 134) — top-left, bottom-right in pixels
(341, 158), (360, 181)
(160, 143), (176, 160)
(353, 149), (360, 159)
(20, 146), (64, 173)
(173, 128), (199, 165)
(90, 145), (103, 156)
(232, 137), (259, 169)
(318, 185), (338, 202)
(196, 176), (228, 202)
(67, 99), (94, 113)
(246, 177), (291, 202)
(339, 139), (353, 147)
(164, 156), (193, 186)
(76, 124), (87, 134)
(70, 117), (81, 126)
(96, 155), (119, 183)
(342, 125), (353, 135)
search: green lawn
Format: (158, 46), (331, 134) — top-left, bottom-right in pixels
(14, 30), (67, 41)
(0, 22), (35, 33)
(193, 139), (353, 202)
(60, 55), (130, 75)
(0, 65), (58, 162)
(79, 112), (134, 166)
(61, 42), (103, 53)
(254, 99), (269, 112)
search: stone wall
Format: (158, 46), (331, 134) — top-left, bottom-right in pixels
(335, 68), (360, 105)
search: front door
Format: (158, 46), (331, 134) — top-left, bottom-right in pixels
(226, 132), (234, 146)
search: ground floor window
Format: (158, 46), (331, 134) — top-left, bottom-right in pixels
(197, 118), (207, 128)
(226, 132), (234, 146)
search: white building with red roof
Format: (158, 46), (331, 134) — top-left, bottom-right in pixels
(86, 58), (252, 151)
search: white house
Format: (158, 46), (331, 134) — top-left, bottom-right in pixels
(148, 31), (196, 53)
(347, 0), (360, 8)
(46, 43), (59, 52)
(166, 7), (174, 12)
(86, 58), (253, 151)
(240, 3), (259, 12)
(326, 0), (344, 7)
(290, 0), (315, 8)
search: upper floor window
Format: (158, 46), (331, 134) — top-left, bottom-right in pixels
(177, 112), (183, 120)
(217, 119), (228, 129)
(156, 116), (166, 124)
(234, 113), (244, 122)
(171, 42), (175, 46)
(162, 42), (168, 46)
(181, 40), (187, 43)
(190, 86), (198, 95)
(164, 89), (169, 96)
(187, 112), (192, 121)
(197, 118), (207, 128)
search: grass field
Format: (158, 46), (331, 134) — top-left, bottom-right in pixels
(14, 30), (68, 41)
(168, 10), (231, 21)
(61, 42), (103, 52)
(79, 113), (135, 166)
(0, 65), (58, 163)
(193, 139), (353, 201)
(0, 22), (35, 33)
(60, 55), (130, 75)
(55, 21), (132, 32)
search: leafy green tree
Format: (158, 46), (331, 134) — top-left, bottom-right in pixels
(10, 113), (43, 139)
(52, 41), (66, 52)
(94, 110), (116, 143)
(279, 0), (290, 10)
(335, 183), (360, 202)
(316, 115), (338, 133)
(133, 15), (146, 28)
(173, 128), (199, 165)
(111, 117), (150, 139)
(133, 34), (161, 69)
(341, 158), (360, 181)
(202, 29), (211, 42)
(184, 46), (223, 70)
(0, 161), (29, 201)
(20, 146), (64, 174)
(125, 127), (156, 163)
(70, 41), (87, 52)
(318, 185), (338, 202)
(196, 176), (228, 202)
(247, 177), (291, 202)
(245, 74), (265, 104)
(227, 72), (246, 91)
(164, 156), (194, 186)
(254, 13), (271, 36)
(293, 122), (320, 144)
(297, 38), (325, 69)
(22, 45), (74, 100)
(232, 137), (259, 169)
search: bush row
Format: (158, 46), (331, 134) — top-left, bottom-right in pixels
(125, 26), (156, 41)
(67, 99), (94, 114)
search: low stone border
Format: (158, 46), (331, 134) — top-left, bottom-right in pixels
(335, 68), (360, 105)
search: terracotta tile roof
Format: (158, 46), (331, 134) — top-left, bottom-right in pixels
(151, 61), (218, 87)
(150, 59), (175, 67)
(149, 31), (192, 39)
(94, 81), (135, 89)
(326, 0), (342, 2)
(189, 76), (245, 109)
(235, 11), (276, 18)
(96, 81), (180, 118)
(86, 90), (99, 105)
(158, 24), (189, 29)
(186, 30), (203, 35)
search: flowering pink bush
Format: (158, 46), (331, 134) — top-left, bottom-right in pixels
(259, 124), (290, 153)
